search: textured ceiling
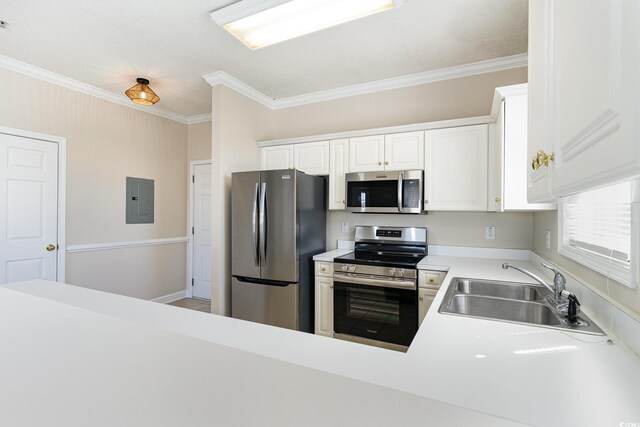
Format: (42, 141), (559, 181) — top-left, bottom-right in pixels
(0, 0), (528, 117)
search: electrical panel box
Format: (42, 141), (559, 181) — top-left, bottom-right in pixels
(126, 177), (154, 224)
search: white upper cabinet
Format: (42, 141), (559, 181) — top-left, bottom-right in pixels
(348, 135), (385, 172)
(384, 132), (425, 171)
(490, 85), (556, 211)
(328, 139), (349, 210)
(293, 141), (330, 175)
(424, 125), (488, 211)
(527, 0), (554, 203)
(261, 145), (293, 170)
(529, 0), (640, 199)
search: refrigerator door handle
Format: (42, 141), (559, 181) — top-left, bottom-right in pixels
(259, 182), (267, 265)
(252, 183), (259, 266)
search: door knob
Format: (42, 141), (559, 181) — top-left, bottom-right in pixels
(46, 244), (56, 252)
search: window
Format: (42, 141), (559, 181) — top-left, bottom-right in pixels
(559, 181), (639, 288)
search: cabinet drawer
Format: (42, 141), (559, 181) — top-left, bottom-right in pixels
(315, 262), (333, 277)
(419, 270), (447, 289)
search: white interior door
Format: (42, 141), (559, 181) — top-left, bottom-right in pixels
(192, 163), (212, 300)
(0, 133), (59, 284)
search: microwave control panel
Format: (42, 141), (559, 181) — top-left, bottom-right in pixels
(403, 180), (420, 208)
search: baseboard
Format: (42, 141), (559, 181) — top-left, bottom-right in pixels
(150, 290), (187, 304)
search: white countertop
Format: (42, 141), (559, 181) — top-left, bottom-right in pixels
(312, 248), (352, 261)
(3, 255), (640, 426)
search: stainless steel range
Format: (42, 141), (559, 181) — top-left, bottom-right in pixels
(333, 226), (427, 352)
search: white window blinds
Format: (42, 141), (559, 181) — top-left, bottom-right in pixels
(563, 182), (632, 263)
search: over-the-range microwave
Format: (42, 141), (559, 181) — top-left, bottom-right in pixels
(345, 170), (423, 214)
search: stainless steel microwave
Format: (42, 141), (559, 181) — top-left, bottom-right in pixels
(345, 170), (423, 214)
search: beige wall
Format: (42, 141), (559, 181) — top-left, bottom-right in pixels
(188, 121), (212, 162)
(0, 67), (188, 300)
(328, 211), (533, 250)
(270, 67), (530, 251)
(533, 211), (640, 317)
(270, 68), (528, 139)
(210, 85), (274, 315)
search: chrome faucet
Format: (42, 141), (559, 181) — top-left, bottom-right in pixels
(502, 262), (580, 324)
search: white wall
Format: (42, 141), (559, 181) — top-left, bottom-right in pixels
(0, 67), (188, 300)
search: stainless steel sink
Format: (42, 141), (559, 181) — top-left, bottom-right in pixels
(447, 294), (561, 326)
(439, 278), (604, 335)
(454, 278), (549, 301)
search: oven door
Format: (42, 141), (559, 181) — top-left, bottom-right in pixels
(333, 273), (418, 348)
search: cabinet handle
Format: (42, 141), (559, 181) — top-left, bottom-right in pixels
(378, 161), (382, 166)
(531, 150), (555, 170)
(419, 295), (424, 301)
(424, 200), (429, 204)
(385, 161), (389, 165)
(495, 196), (501, 203)
(330, 285), (333, 289)
(321, 267), (326, 272)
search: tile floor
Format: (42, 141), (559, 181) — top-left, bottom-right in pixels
(168, 298), (211, 313)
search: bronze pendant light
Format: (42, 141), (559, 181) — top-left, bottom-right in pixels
(125, 78), (160, 105)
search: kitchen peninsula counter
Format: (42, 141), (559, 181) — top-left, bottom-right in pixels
(3, 254), (639, 426)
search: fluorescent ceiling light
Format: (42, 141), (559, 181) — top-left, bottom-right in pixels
(211, 0), (406, 50)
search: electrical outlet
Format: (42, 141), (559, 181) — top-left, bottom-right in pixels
(546, 230), (551, 249)
(485, 226), (496, 240)
(341, 222), (349, 233)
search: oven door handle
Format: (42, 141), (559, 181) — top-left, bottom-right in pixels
(333, 273), (416, 290)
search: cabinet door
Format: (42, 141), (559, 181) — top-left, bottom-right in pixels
(418, 288), (437, 326)
(328, 139), (349, 210)
(314, 276), (333, 337)
(424, 125), (488, 211)
(547, 0), (640, 196)
(348, 135), (385, 172)
(500, 91), (557, 211)
(261, 145), (294, 170)
(384, 132), (424, 171)
(293, 141), (329, 175)
(527, 0), (554, 203)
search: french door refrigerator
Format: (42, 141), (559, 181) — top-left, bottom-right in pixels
(231, 169), (326, 333)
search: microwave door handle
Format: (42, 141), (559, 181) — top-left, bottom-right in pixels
(397, 173), (404, 213)
(252, 183), (259, 266)
(259, 182), (267, 265)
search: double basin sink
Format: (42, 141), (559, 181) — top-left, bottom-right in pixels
(439, 278), (604, 335)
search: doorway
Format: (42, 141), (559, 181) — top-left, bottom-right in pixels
(0, 127), (66, 284)
(189, 161), (212, 300)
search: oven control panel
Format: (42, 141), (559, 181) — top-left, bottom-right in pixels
(340, 264), (357, 273)
(334, 263), (417, 280)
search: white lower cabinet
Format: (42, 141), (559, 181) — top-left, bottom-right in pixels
(424, 125), (488, 211)
(314, 262), (333, 337)
(418, 270), (447, 326)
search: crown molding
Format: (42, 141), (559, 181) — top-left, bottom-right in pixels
(203, 70), (276, 107)
(0, 54), (210, 125)
(203, 53), (528, 110)
(186, 113), (212, 124)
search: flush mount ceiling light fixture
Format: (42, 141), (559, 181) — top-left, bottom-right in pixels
(125, 78), (160, 106)
(211, 0), (406, 50)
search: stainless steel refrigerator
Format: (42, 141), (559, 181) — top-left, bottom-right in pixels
(231, 169), (326, 333)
